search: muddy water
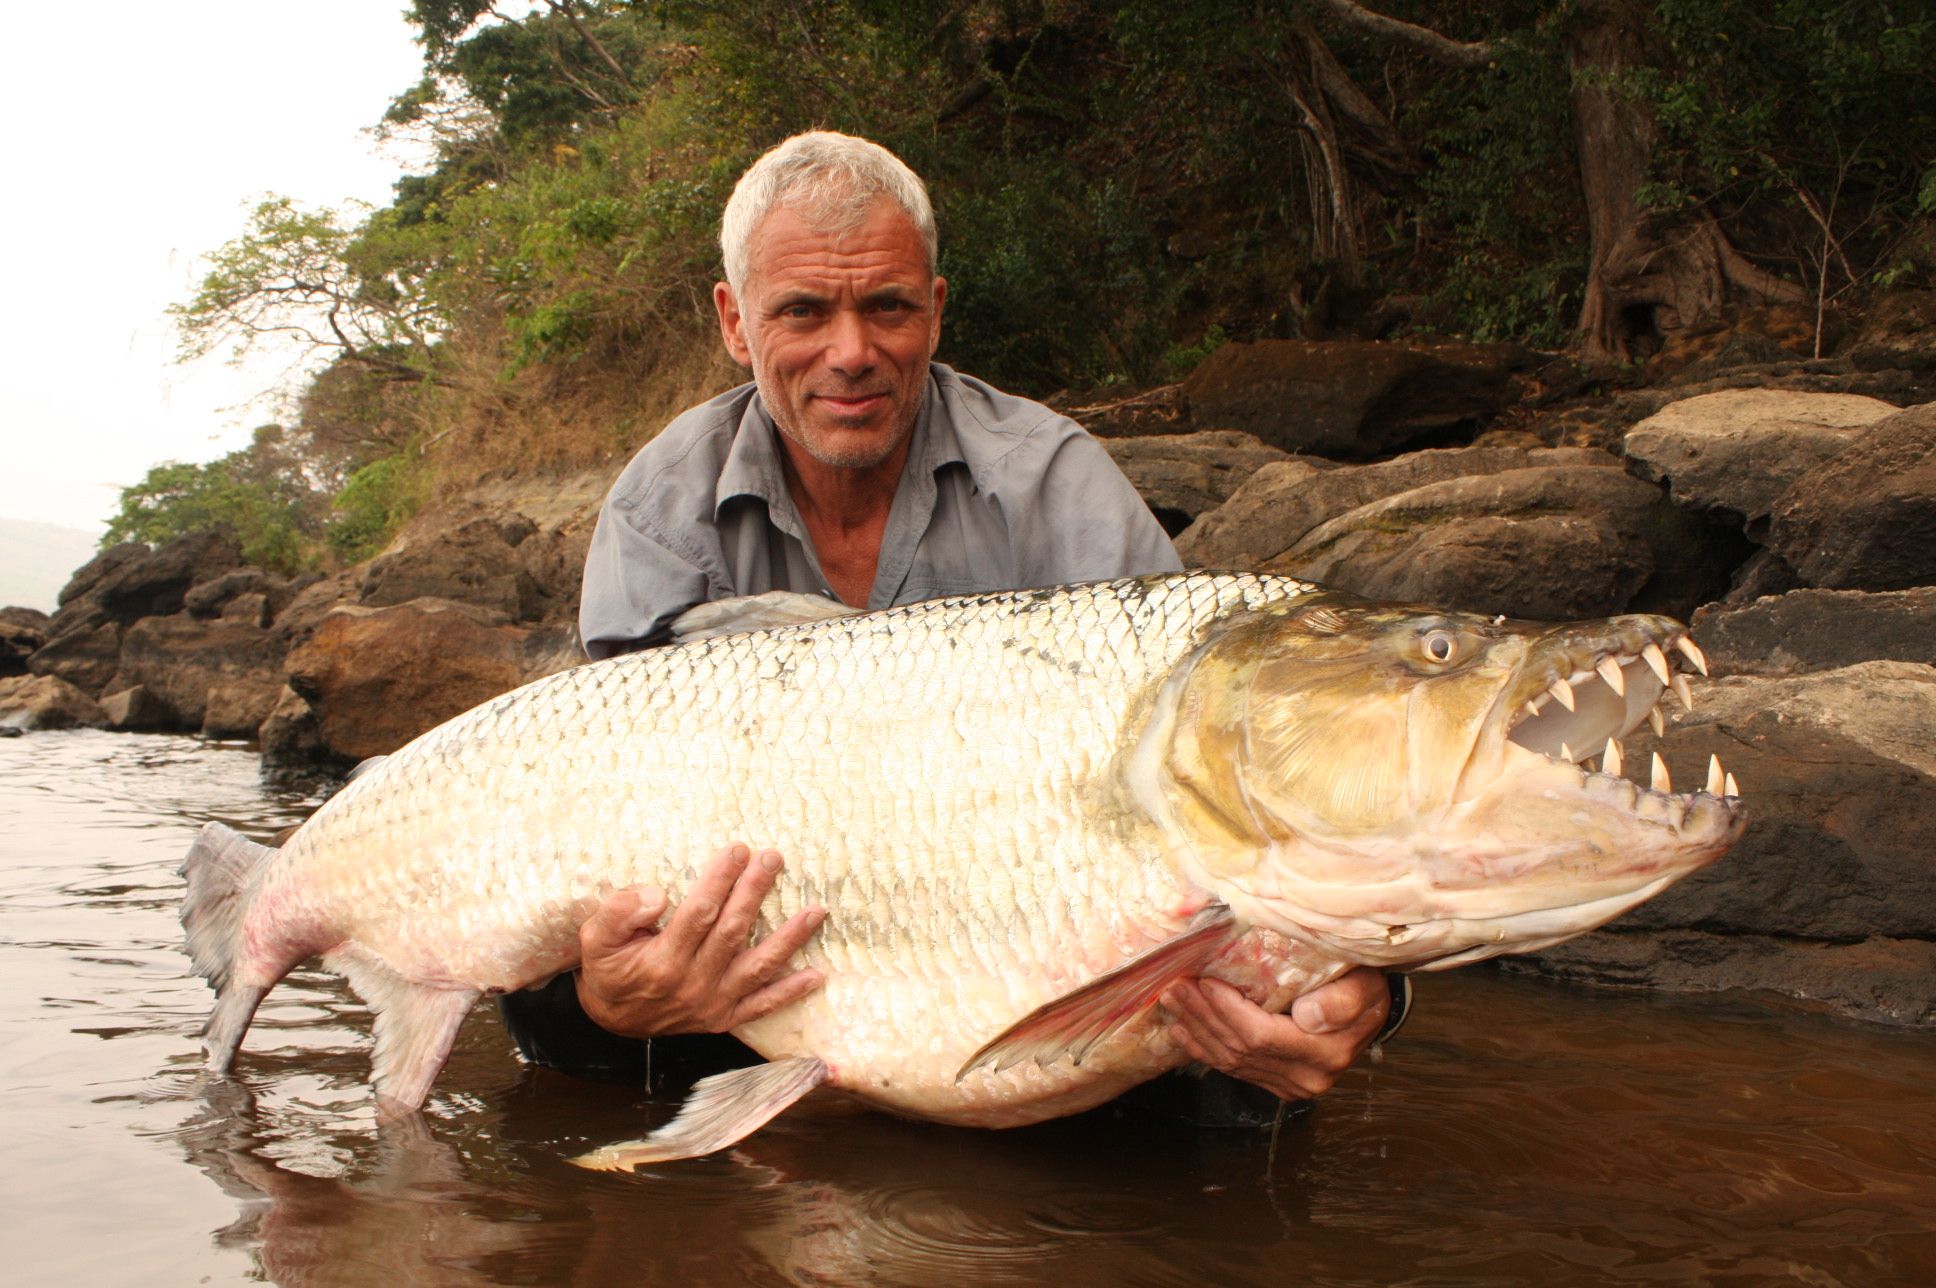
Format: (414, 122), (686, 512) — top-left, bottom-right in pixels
(3, 729), (1933, 1287)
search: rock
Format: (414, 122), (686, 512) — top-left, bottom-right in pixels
(1179, 443), (1608, 569)
(359, 514), (547, 621)
(1182, 444), (1732, 618)
(202, 677), (285, 740)
(220, 592), (271, 628)
(1505, 933), (1936, 1027)
(1271, 465), (1671, 619)
(0, 674), (107, 730)
(0, 607), (50, 677)
(1517, 662), (1936, 1023)
(54, 543), (148, 609)
(258, 685), (336, 780)
(183, 569), (296, 620)
(1101, 431), (1292, 536)
(1623, 389), (1896, 534)
(1063, 384), (1190, 439)
(513, 524), (592, 623)
(1846, 289), (1936, 373)
(73, 529), (244, 623)
(27, 613), (122, 694)
(106, 613), (284, 730)
(284, 599), (579, 763)
(1692, 587), (1936, 677)
(1767, 401), (1936, 590)
(1180, 338), (1533, 459)
(100, 685), (174, 731)
(273, 572), (362, 646)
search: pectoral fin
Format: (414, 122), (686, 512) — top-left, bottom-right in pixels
(956, 905), (1239, 1081)
(572, 1056), (829, 1172)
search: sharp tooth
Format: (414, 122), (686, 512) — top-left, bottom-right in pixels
(1643, 643), (1671, 684)
(1673, 674), (1695, 710)
(1597, 657), (1626, 695)
(1560, 741), (1577, 763)
(1649, 707), (1666, 736)
(1675, 637), (1710, 677)
(1725, 772), (1740, 798)
(1550, 677), (1576, 711)
(1706, 754), (1724, 796)
(1603, 739), (1623, 776)
(1651, 752), (1672, 792)
(1525, 699), (1543, 720)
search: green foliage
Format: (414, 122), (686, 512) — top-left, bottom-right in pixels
(102, 426), (326, 573)
(328, 453), (427, 563)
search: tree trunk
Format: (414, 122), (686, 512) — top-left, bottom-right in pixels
(1569, 0), (1801, 362)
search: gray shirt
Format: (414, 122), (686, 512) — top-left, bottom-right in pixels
(580, 363), (1182, 657)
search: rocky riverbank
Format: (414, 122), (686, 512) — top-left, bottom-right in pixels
(6, 299), (1934, 1025)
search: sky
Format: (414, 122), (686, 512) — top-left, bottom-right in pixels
(0, 3), (434, 539)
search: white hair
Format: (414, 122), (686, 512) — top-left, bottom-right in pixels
(719, 131), (937, 294)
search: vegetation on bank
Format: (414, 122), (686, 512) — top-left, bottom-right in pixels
(132, 0), (1936, 572)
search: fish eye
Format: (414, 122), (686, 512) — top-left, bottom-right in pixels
(1421, 630), (1459, 664)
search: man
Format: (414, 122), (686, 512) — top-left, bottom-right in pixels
(501, 130), (1402, 1119)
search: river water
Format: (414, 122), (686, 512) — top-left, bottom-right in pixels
(2, 729), (1933, 1286)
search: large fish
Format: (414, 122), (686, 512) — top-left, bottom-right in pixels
(181, 572), (1742, 1169)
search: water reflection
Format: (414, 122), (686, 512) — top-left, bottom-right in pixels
(5, 730), (1936, 1287)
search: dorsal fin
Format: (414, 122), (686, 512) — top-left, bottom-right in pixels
(670, 591), (862, 643)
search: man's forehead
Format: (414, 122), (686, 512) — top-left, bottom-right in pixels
(746, 199), (931, 283)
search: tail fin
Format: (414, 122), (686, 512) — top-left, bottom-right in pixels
(180, 821), (280, 1072)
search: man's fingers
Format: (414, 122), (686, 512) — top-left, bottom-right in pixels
(720, 905), (827, 994)
(692, 848), (786, 977)
(652, 843), (749, 960)
(1290, 967), (1389, 1038)
(579, 886), (668, 954)
(1164, 981), (1242, 1064)
(725, 967), (827, 1028)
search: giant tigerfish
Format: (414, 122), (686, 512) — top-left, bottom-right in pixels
(180, 573), (1743, 1169)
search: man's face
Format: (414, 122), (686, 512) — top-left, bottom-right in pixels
(714, 198), (946, 472)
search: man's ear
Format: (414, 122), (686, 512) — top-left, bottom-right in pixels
(714, 281), (752, 366)
(929, 276), (947, 353)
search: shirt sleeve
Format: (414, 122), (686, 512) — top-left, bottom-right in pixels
(1007, 426), (1183, 586)
(578, 498), (711, 660)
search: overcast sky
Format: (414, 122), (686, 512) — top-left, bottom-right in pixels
(0, 3), (432, 538)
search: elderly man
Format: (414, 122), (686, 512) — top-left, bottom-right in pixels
(500, 131), (1403, 1122)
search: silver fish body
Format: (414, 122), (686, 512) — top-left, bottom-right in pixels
(181, 572), (1742, 1163)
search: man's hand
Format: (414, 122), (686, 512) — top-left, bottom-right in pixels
(575, 843), (826, 1038)
(1163, 967), (1392, 1102)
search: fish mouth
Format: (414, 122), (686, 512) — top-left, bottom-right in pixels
(1485, 618), (1742, 838)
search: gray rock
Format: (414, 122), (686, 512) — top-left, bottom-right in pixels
(27, 613), (122, 695)
(1180, 338), (1532, 459)
(360, 515), (546, 621)
(106, 613), (284, 730)
(1692, 587), (1936, 677)
(1767, 401), (1936, 590)
(202, 677), (285, 740)
(1101, 430), (1291, 535)
(1515, 661), (1936, 1023)
(100, 684), (175, 731)
(0, 607), (50, 677)
(1623, 389), (1895, 533)
(1178, 444), (1611, 570)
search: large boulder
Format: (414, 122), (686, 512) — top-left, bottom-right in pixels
(1767, 401), (1936, 590)
(184, 568), (310, 623)
(1180, 338), (1533, 459)
(104, 613), (284, 730)
(359, 513), (548, 621)
(1181, 444), (1729, 618)
(1101, 430), (1293, 535)
(71, 528), (243, 623)
(1692, 587), (1936, 677)
(0, 674), (107, 730)
(1179, 443), (1605, 569)
(26, 611), (122, 694)
(54, 543), (148, 610)
(1514, 661), (1936, 1024)
(1623, 389), (1897, 534)
(0, 607), (50, 677)
(284, 599), (579, 763)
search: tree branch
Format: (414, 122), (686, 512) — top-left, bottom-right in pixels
(1307, 0), (1495, 69)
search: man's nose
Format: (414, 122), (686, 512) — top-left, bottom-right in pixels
(824, 308), (875, 374)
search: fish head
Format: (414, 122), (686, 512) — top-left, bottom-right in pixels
(1147, 592), (1744, 969)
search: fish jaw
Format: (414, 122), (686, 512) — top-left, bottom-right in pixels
(1136, 595), (1746, 970)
